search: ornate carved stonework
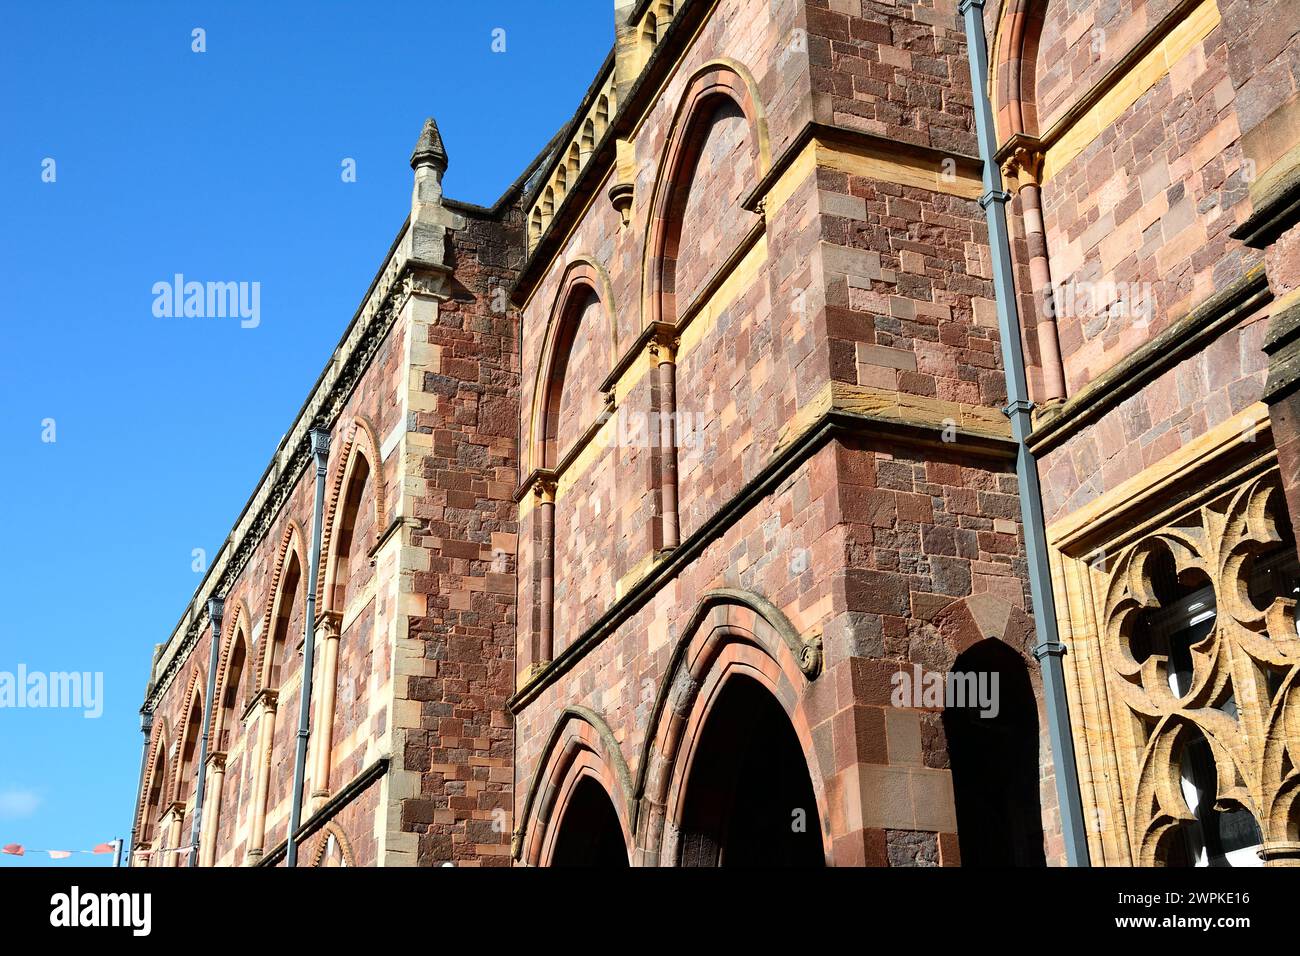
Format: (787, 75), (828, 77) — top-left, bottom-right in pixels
(1053, 445), (1300, 865)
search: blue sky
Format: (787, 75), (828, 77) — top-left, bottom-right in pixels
(0, 0), (611, 866)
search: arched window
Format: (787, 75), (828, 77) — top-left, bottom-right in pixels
(530, 207), (543, 245)
(1164, 725), (1264, 867)
(141, 741), (168, 846)
(660, 96), (757, 316)
(177, 690), (203, 814)
(580, 119), (596, 160)
(541, 186), (555, 229)
(266, 549), (303, 690)
(328, 452), (375, 613)
(555, 165), (568, 203)
(678, 675), (823, 866)
(540, 287), (605, 468)
(645, 66), (766, 330)
(943, 639), (1046, 866)
(567, 142), (581, 181)
(655, 1), (673, 40)
(217, 632), (248, 751)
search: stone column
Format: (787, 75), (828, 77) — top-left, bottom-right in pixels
(1001, 139), (1066, 405)
(164, 804), (185, 868)
(650, 330), (680, 551)
(536, 478), (557, 664)
(244, 689), (278, 864)
(198, 751), (226, 866)
(308, 611), (343, 809)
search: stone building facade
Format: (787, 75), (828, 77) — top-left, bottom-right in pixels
(133, 0), (1300, 867)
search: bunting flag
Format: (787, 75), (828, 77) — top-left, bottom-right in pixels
(2, 841), (118, 859)
(131, 844), (194, 860)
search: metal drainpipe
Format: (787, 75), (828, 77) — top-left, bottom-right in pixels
(187, 596), (224, 867)
(959, 0), (1091, 866)
(127, 710), (153, 867)
(287, 426), (331, 867)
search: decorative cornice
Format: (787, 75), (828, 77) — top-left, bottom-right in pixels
(512, 0), (714, 304)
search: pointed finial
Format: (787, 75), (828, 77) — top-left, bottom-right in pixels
(410, 117), (448, 171)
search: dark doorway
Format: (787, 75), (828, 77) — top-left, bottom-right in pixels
(550, 777), (628, 866)
(678, 675), (824, 866)
(944, 639), (1047, 866)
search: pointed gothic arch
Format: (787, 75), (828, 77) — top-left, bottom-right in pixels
(209, 601), (253, 752)
(317, 417), (384, 612)
(991, 0), (1049, 142)
(169, 668), (205, 806)
(931, 593), (1052, 866)
(635, 590), (828, 866)
(255, 521), (308, 691)
(307, 821), (356, 867)
(136, 717), (172, 847)
(515, 706), (635, 866)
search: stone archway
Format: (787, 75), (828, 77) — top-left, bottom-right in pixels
(550, 777), (629, 867)
(676, 673), (823, 867)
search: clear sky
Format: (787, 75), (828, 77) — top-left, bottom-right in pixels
(0, 0), (611, 866)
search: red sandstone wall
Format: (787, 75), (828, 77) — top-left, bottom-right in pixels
(395, 209), (522, 865)
(138, 284), (408, 867)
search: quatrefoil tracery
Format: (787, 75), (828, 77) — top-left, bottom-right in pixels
(1092, 476), (1300, 858)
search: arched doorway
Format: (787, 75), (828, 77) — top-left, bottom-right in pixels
(549, 777), (628, 867)
(944, 639), (1046, 866)
(677, 675), (822, 866)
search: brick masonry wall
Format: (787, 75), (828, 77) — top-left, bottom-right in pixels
(392, 207), (522, 866)
(806, 0), (977, 154)
(139, 302), (407, 867)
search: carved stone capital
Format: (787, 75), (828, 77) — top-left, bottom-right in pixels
(646, 322), (679, 366)
(243, 686), (279, 720)
(997, 134), (1045, 191)
(532, 476), (558, 505)
(316, 609), (343, 640)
